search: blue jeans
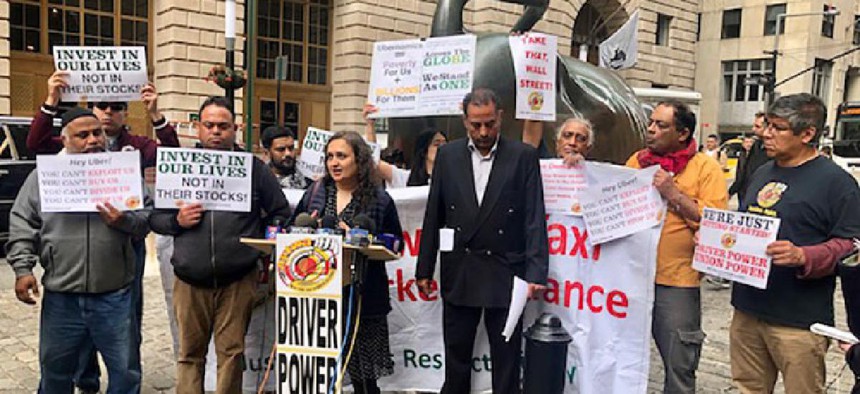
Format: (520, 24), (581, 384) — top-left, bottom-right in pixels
(39, 287), (140, 394)
(75, 239), (145, 392)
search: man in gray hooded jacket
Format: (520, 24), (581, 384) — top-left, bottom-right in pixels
(5, 107), (151, 393)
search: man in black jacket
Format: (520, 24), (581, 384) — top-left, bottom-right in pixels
(416, 88), (549, 393)
(149, 97), (290, 393)
(729, 112), (770, 203)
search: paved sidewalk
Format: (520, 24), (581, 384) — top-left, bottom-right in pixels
(0, 246), (856, 393)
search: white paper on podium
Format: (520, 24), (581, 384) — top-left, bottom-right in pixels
(503, 277), (530, 342)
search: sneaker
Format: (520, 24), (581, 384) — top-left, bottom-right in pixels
(705, 275), (731, 290)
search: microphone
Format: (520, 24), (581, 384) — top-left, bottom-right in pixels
(317, 214), (341, 235)
(346, 214), (375, 247)
(290, 212), (318, 234)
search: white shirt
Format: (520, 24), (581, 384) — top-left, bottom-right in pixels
(467, 137), (499, 206)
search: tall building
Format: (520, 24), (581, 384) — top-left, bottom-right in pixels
(695, 0), (860, 136)
(2, 0), (697, 145)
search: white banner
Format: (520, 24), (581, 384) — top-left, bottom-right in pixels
(378, 185), (659, 393)
(52, 46), (148, 102)
(693, 208), (779, 289)
(540, 160), (586, 215)
(581, 163), (666, 244)
(36, 151), (142, 212)
(368, 35), (476, 118)
(598, 11), (639, 70)
(163, 182), (659, 393)
(509, 33), (558, 121)
(154, 147), (253, 212)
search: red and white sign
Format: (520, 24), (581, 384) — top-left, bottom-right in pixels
(509, 33), (557, 121)
(540, 159), (587, 216)
(36, 150), (143, 212)
(580, 163), (666, 244)
(693, 208), (780, 289)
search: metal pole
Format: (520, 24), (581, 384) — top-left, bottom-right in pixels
(226, 38), (235, 104)
(245, 0), (257, 151)
(276, 63), (282, 127)
(765, 14), (785, 109)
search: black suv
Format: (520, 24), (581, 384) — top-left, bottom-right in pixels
(0, 117), (60, 256)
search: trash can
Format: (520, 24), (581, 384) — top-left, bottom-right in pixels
(523, 313), (572, 394)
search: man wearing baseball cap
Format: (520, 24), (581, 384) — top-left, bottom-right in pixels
(26, 70), (179, 393)
(7, 107), (151, 393)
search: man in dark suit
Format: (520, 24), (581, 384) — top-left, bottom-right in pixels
(416, 88), (549, 394)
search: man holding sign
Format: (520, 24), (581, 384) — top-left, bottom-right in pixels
(730, 94), (860, 394)
(149, 97), (290, 393)
(6, 108), (151, 393)
(27, 70), (180, 392)
(626, 100), (728, 394)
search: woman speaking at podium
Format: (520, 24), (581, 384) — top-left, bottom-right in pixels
(291, 130), (403, 394)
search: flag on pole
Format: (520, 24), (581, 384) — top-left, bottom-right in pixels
(599, 10), (640, 70)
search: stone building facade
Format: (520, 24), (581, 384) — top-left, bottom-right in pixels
(4, 0), (698, 146)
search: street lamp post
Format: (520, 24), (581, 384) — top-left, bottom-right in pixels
(225, 0), (237, 105)
(764, 8), (840, 108)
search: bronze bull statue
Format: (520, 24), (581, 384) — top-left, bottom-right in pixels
(386, 0), (647, 164)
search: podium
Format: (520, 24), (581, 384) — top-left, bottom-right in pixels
(240, 237), (401, 286)
(255, 234), (400, 393)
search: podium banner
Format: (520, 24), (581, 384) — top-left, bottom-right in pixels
(275, 234), (343, 393)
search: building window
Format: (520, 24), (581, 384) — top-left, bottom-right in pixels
(12, 1), (150, 56)
(722, 59), (773, 102)
(722, 9), (742, 39)
(656, 14), (671, 46)
(257, 0), (331, 85)
(854, 15), (860, 45)
(764, 4), (786, 36)
(10, 1), (41, 52)
(120, 0), (149, 48)
(812, 58), (833, 105)
(822, 5), (835, 38)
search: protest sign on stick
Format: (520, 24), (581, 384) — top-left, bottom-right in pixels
(693, 208), (779, 289)
(509, 33), (557, 121)
(580, 163), (665, 244)
(37, 151), (143, 212)
(540, 159), (586, 215)
(52, 46), (148, 102)
(154, 147), (253, 212)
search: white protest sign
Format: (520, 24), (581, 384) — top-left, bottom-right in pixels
(368, 35), (476, 118)
(540, 159), (586, 215)
(509, 33), (557, 121)
(275, 234), (342, 393)
(693, 208), (779, 289)
(297, 127), (332, 180)
(53, 46), (148, 102)
(580, 163), (666, 244)
(154, 148), (253, 212)
(297, 128), (382, 179)
(36, 151), (143, 212)
(368, 39), (424, 116)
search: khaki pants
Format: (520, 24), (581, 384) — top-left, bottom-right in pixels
(730, 309), (830, 394)
(173, 270), (257, 394)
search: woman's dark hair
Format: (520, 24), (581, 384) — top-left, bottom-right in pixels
(407, 128), (448, 186)
(323, 130), (380, 210)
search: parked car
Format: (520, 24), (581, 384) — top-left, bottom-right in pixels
(0, 116), (61, 256)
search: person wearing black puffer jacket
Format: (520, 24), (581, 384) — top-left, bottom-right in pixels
(149, 97), (290, 393)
